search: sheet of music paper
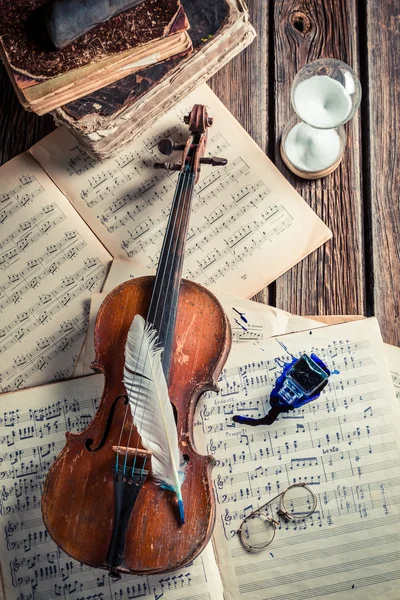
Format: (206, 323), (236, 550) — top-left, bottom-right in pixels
(30, 85), (331, 299)
(193, 318), (400, 600)
(0, 375), (225, 600)
(0, 153), (111, 394)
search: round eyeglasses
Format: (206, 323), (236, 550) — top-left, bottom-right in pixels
(237, 482), (318, 552)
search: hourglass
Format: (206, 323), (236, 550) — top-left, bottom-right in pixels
(280, 59), (362, 179)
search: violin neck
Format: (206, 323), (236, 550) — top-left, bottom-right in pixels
(147, 167), (196, 381)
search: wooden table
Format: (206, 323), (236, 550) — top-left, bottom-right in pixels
(1, 0), (399, 345)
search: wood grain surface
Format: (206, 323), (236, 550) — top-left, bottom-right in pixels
(0, 0), (398, 344)
(364, 0), (400, 346)
(273, 0), (365, 318)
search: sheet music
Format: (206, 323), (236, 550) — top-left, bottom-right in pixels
(0, 375), (224, 600)
(192, 318), (400, 599)
(383, 343), (400, 409)
(0, 153), (112, 393)
(30, 85), (331, 299)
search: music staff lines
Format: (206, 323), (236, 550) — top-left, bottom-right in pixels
(219, 346), (373, 381)
(212, 372), (378, 407)
(8, 539), (210, 600)
(0, 393), (99, 430)
(222, 489), (400, 540)
(202, 389), (382, 424)
(0, 259), (105, 353)
(0, 306), (90, 392)
(231, 325), (263, 343)
(0, 235), (87, 304)
(0, 175), (44, 221)
(238, 549), (400, 595)
(80, 165), (145, 209)
(0, 215), (68, 272)
(0, 204), (66, 252)
(201, 399), (386, 437)
(215, 439), (394, 478)
(230, 511), (400, 559)
(0, 410), (92, 451)
(237, 531), (400, 577)
(207, 424), (392, 483)
(214, 455), (397, 505)
(32, 571), (206, 600)
(67, 146), (97, 175)
(118, 159), (255, 262)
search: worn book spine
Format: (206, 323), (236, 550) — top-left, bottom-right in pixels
(52, 0), (256, 158)
(0, 0), (186, 83)
(54, 0), (249, 131)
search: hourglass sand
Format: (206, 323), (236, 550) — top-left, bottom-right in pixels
(280, 59), (362, 179)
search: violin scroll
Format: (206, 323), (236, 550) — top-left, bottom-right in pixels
(154, 104), (227, 183)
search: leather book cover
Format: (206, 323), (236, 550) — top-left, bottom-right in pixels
(57, 0), (231, 124)
(0, 0), (187, 82)
(0, 0), (190, 104)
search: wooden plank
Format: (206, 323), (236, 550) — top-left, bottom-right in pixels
(0, 65), (54, 166)
(273, 1), (365, 318)
(209, 0), (270, 303)
(365, 0), (400, 346)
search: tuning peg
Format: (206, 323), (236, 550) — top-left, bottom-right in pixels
(157, 138), (185, 156)
(154, 162), (182, 172)
(200, 157), (228, 167)
(183, 115), (214, 126)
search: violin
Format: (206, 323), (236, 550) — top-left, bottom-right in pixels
(41, 105), (232, 576)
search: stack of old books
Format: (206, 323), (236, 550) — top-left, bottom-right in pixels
(0, 0), (255, 158)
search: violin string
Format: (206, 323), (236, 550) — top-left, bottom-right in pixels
(126, 163), (195, 475)
(115, 166), (190, 474)
(137, 160), (196, 475)
(129, 157), (196, 474)
(118, 166), (191, 474)
(119, 152), (196, 476)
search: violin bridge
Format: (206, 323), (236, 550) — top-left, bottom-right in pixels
(112, 445), (152, 458)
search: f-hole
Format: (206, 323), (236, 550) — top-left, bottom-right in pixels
(85, 395), (128, 452)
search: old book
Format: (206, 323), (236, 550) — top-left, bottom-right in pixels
(0, 0), (191, 115)
(1, 317), (400, 599)
(0, 84), (331, 394)
(52, 0), (256, 158)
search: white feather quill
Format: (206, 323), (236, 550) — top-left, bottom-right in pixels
(123, 314), (185, 523)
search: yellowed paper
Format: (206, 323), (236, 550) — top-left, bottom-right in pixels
(383, 343), (400, 408)
(0, 153), (111, 392)
(0, 375), (224, 600)
(193, 318), (400, 599)
(30, 84), (331, 299)
(72, 335), (88, 377)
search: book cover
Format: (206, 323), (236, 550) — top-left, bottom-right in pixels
(0, 0), (191, 111)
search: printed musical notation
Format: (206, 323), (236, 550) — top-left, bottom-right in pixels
(30, 84), (331, 299)
(0, 174), (44, 226)
(0, 376), (224, 600)
(0, 153), (111, 392)
(383, 344), (400, 409)
(192, 319), (400, 599)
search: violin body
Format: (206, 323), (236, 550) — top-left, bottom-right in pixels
(41, 276), (231, 574)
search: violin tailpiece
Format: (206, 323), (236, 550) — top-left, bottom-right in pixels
(106, 467), (148, 575)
